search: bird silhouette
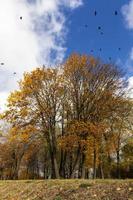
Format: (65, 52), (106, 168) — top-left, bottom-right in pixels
(98, 26), (101, 30)
(20, 16), (22, 20)
(115, 11), (118, 15)
(13, 72), (17, 75)
(1, 63), (4, 65)
(94, 11), (97, 16)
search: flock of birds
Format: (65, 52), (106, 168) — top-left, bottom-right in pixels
(0, 10), (121, 74)
(84, 10), (121, 61)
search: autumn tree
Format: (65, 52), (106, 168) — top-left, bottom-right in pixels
(1, 53), (132, 179)
(60, 53), (132, 178)
(2, 67), (64, 178)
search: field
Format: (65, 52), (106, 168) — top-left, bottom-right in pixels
(0, 179), (133, 200)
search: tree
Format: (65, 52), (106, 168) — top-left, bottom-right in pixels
(1, 53), (132, 179)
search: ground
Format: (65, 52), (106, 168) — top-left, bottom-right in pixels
(0, 179), (133, 200)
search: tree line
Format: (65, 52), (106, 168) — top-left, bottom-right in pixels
(0, 53), (133, 180)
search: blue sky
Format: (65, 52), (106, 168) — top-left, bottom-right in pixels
(0, 0), (133, 110)
(65, 0), (133, 76)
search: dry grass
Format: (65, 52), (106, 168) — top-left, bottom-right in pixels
(0, 179), (133, 200)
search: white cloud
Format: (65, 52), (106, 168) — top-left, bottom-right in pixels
(62, 0), (83, 9)
(127, 77), (133, 98)
(0, 0), (83, 111)
(123, 48), (133, 72)
(0, 92), (9, 112)
(130, 47), (133, 61)
(121, 49), (133, 97)
(122, 0), (133, 29)
(121, 1), (133, 71)
(122, 1), (133, 96)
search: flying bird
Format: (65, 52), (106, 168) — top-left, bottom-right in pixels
(0, 63), (4, 65)
(85, 24), (88, 28)
(98, 26), (101, 30)
(94, 11), (97, 16)
(118, 47), (121, 51)
(99, 48), (102, 51)
(109, 57), (112, 61)
(13, 72), (17, 75)
(20, 16), (22, 20)
(115, 11), (118, 15)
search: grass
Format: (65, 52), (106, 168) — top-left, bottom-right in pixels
(0, 179), (133, 200)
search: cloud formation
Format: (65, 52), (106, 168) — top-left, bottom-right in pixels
(122, 0), (133, 95)
(122, 0), (133, 29)
(0, 0), (83, 110)
(130, 47), (133, 61)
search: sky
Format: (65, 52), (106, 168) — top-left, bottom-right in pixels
(0, 0), (133, 110)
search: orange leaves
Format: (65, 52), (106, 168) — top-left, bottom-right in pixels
(9, 124), (37, 143)
(19, 68), (46, 96)
(67, 120), (106, 139)
(64, 53), (90, 81)
(85, 136), (100, 167)
(88, 122), (107, 138)
(67, 121), (89, 137)
(58, 135), (79, 152)
(19, 108), (29, 117)
(89, 56), (97, 67)
(59, 120), (106, 153)
(7, 90), (24, 106)
(67, 53), (89, 68)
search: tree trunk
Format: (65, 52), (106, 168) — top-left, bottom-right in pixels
(107, 153), (112, 178)
(69, 153), (73, 178)
(50, 149), (60, 179)
(46, 126), (60, 179)
(59, 151), (67, 178)
(59, 110), (66, 178)
(116, 150), (120, 179)
(81, 153), (86, 179)
(100, 163), (104, 179)
(70, 147), (81, 178)
(93, 139), (97, 179)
